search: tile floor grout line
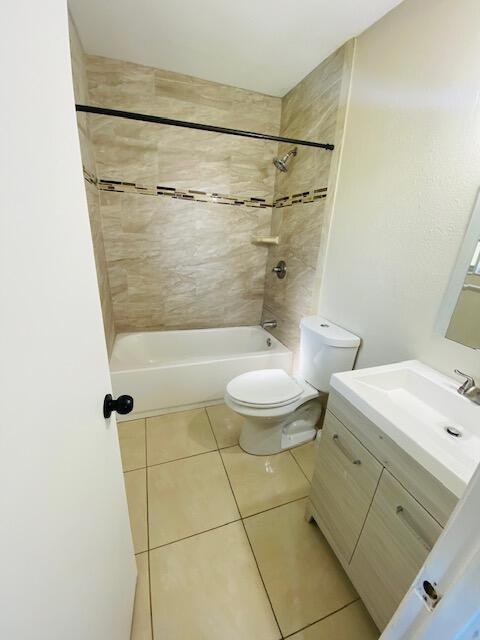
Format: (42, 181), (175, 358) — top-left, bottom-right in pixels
(282, 597), (361, 639)
(217, 446), (310, 519)
(204, 412), (284, 640)
(145, 412), (244, 554)
(204, 411), (242, 521)
(147, 550), (155, 640)
(241, 494), (311, 521)
(144, 406), (219, 469)
(143, 494), (359, 638)
(145, 447), (219, 469)
(128, 410), (356, 639)
(148, 518), (243, 552)
(147, 495), (312, 553)
(123, 464), (148, 473)
(144, 420), (150, 551)
(288, 447), (313, 485)
(123, 445), (306, 476)
(141, 442), (241, 472)
(202, 406), (219, 449)
(240, 518), (284, 639)
(144, 419), (155, 640)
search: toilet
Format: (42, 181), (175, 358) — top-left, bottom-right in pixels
(224, 316), (360, 455)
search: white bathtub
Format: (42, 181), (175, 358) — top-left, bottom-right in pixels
(110, 326), (292, 420)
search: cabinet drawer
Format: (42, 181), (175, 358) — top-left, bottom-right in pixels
(310, 411), (383, 565)
(349, 470), (442, 630)
(328, 391), (457, 527)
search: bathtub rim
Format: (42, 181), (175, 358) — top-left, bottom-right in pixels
(110, 325), (289, 374)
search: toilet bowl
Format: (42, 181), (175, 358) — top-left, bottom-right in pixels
(225, 369), (322, 455)
(225, 316), (360, 455)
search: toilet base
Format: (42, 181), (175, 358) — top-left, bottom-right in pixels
(238, 398), (322, 455)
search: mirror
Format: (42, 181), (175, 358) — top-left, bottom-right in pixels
(439, 192), (480, 349)
(446, 239), (480, 348)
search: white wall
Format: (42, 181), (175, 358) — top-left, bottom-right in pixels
(319, 0), (480, 377)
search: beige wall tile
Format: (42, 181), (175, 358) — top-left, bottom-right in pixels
(150, 522), (280, 640)
(148, 451), (239, 547)
(146, 408), (216, 465)
(87, 56), (281, 135)
(117, 418), (146, 471)
(85, 54), (281, 333)
(221, 446), (310, 517)
(100, 190), (270, 331)
(262, 46), (348, 358)
(69, 14), (116, 354)
(68, 13), (89, 106)
(244, 499), (357, 636)
(131, 553), (153, 640)
(206, 403), (244, 448)
(124, 469), (148, 554)
(84, 163), (116, 357)
(289, 601), (379, 640)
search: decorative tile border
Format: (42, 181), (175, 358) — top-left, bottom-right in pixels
(83, 167), (98, 187)
(98, 178), (271, 208)
(82, 167), (327, 209)
(274, 188), (327, 209)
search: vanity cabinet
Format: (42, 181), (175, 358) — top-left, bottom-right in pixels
(310, 411), (382, 565)
(307, 391), (457, 631)
(349, 470), (442, 629)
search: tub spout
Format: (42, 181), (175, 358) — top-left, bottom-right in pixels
(262, 319), (277, 329)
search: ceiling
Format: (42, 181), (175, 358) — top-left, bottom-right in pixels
(69, 0), (403, 97)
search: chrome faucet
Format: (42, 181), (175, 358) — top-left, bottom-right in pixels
(262, 319), (277, 330)
(454, 369), (475, 395)
(454, 370), (480, 405)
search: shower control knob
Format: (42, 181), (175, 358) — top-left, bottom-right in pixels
(272, 260), (287, 279)
(103, 394), (134, 419)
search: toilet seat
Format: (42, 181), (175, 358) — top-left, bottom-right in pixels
(225, 370), (319, 419)
(226, 369), (304, 409)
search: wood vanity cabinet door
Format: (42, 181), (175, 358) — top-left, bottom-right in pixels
(349, 470), (443, 631)
(310, 411), (383, 565)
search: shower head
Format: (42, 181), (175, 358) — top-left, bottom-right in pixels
(273, 147), (297, 172)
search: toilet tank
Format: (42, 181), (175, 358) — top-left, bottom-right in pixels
(298, 316), (360, 392)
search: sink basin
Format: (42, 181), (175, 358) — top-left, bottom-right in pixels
(331, 360), (480, 497)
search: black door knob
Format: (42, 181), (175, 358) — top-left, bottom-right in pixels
(103, 394), (134, 419)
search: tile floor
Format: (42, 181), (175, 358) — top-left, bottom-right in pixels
(119, 403), (379, 640)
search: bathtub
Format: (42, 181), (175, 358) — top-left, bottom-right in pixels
(110, 326), (292, 420)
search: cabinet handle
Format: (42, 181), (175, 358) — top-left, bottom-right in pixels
(332, 434), (361, 465)
(395, 506), (432, 551)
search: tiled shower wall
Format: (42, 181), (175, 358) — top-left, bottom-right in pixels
(69, 16), (116, 354)
(70, 16), (351, 351)
(85, 56), (281, 331)
(261, 44), (353, 360)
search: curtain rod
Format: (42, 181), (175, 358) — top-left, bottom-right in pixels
(75, 104), (335, 151)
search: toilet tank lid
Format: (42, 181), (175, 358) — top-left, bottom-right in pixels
(300, 316), (361, 348)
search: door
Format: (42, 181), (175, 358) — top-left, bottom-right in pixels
(381, 459), (480, 639)
(0, 2), (136, 639)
